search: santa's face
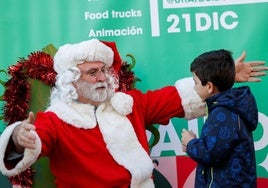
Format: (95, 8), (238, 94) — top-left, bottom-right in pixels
(74, 61), (114, 105)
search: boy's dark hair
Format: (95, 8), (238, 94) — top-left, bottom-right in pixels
(190, 49), (235, 92)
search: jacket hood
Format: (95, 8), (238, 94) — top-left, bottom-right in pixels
(206, 86), (258, 131)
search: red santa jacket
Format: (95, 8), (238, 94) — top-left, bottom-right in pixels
(0, 78), (205, 188)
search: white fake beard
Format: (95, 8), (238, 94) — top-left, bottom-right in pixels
(76, 80), (113, 103)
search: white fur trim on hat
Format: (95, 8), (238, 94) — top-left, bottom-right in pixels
(54, 39), (114, 75)
(175, 77), (206, 120)
(0, 122), (41, 177)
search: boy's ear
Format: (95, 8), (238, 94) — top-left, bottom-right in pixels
(207, 81), (216, 94)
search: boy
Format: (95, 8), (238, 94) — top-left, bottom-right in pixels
(181, 49), (258, 187)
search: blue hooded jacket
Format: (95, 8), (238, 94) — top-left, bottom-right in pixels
(186, 86), (258, 188)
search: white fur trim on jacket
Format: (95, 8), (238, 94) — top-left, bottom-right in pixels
(46, 92), (133, 129)
(0, 122), (41, 177)
(175, 77), (206, 120)
(97, 102), (154, 188)
(46, 96), (97, 129)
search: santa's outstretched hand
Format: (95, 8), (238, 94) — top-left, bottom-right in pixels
(235, 51), (268, 82)
(12, 112), (36, 154)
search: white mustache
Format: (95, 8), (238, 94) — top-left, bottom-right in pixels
(93, 82), (108, 89)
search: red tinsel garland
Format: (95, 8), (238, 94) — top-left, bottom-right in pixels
(118, 62), (135, 92)
(3, 52), (56, 125)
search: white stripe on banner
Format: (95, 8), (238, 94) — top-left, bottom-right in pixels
(150, 0), (160, 37)
(163, 0), (268, 9)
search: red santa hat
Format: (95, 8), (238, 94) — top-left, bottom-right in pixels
(101, 40), (123, 75)
(53, 39), (116, 75)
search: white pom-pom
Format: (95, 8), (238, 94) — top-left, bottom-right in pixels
(110, 92), (133, 115)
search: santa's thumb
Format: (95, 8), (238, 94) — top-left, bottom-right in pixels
(27, 111), (35, 124)
(237, 50), (246, 62)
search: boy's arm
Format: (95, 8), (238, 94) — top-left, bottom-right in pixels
(185, 109), (239, 165)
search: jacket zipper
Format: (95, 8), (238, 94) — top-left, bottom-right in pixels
(208, 167), (214, 188)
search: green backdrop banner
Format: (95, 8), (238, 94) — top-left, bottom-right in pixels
(1, 0), (268, 187)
